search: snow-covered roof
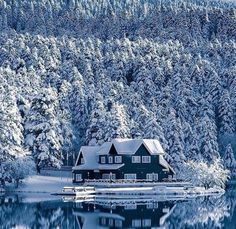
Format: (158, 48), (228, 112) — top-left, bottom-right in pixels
(159, 155), (175, 174)
(98, 138), (165, 155)
(73, 139), (173, 172)
(73, 145), (124, 171)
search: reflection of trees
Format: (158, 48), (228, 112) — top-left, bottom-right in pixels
(165, 195), (234, 229)
(0, 197), (77, 229)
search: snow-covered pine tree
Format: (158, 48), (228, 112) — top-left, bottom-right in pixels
(25, 88), (63, 173)
(0, 86), (33, 185)
(218, 89), (235, 135)
(223, 144), (236, 179)
(164, 108), (186, 171)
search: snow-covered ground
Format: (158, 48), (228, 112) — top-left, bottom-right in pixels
(14, 175), (72, 194)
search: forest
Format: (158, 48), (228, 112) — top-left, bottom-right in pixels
(0, 0), (235, 183)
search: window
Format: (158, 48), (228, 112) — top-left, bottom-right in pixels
(76, 174), (82, 181)
(146, 173), (158, 181)
(146, 174), (153, 181)
(102, 173), (116, 179)
(124, 174), (136, 180)
(115, 220), (122, 228)
(81, 158), (84, 164)
(101, 218), (106, 225)
(132, 219), (141, 227)
(142, 219), (151, 227)
(102, 174), (110, 179)
(108, 156), (113, 164)
(142, 156), (151, 163)
(132, 156), (141, 163)
(153, 174), (158, 181)
(101, 156), (106, 164)
(109, 219), (114, 227)
(115, 156), (122, 163)
(125, 204), (137, 209)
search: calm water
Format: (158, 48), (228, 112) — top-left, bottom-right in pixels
(0, 189), (236, 229)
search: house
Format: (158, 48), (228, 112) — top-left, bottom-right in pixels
(72, 138), (175, 183)
(73, 200), (176, 229)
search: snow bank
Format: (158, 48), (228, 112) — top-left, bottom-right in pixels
(14, 175), (73, 194)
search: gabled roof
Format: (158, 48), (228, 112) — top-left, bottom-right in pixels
(98, 138), (165, 155)
(74, 146), (100, 168)
(73, 145), (124, 171)
(73, 139), (173, 173)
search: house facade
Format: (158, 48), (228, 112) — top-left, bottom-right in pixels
(72, 139), (175, 183)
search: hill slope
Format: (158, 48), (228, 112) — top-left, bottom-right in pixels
(0, 0), (235, 176)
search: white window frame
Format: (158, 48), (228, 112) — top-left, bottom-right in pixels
(142, 156), (151, 163)
(101, 218), (106, 225)
(76, 174), (82, 181)
(124, 174), (136, 180)
(81, 158), (85, 164)
(132, 219), (141, 227)
(132, 156), (141, 163)
(115, 156), (122, 163)
(146, 173), (158, 181)
(102, 173), (116, 179)
(142, 219), (151, 227)
(153, 173), (158, 181)
(102, 174), (110, 179)
(108, 219), (114, 227)
(101, 156), (106, 164)
(108, 156), (113, 164)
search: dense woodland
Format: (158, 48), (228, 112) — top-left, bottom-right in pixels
(0, 0), (236, 182)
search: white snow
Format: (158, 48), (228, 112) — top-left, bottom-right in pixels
(97, 138), (165, 155)
(15, 175), (73, 194)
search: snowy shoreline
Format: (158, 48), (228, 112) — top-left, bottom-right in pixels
(1, 175), (225, 200)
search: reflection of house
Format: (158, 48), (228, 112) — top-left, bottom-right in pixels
(72, 139), (174, 183)
(73, 200), (175, 229)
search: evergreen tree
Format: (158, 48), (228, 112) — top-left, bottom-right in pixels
(224, 144), (236, 179)
(25, 88), (63, 173)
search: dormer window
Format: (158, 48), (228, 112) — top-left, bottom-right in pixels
(81, 158), (85, 164)
(101, 156), (106, 164)
(108, 156), (113, 164)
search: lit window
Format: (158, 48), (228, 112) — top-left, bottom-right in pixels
(115, 156), (122, 163)
(108, 156), (113, 164)
(101, 156), (106, 164)
(124, 174), (136, 180)
(132, 156), (141, 163)
(142, 156), (151, 163)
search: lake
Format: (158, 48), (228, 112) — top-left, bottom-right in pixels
(0, 188), (235, 229)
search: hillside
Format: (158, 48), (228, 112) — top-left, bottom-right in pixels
(0, 0), (235, 179)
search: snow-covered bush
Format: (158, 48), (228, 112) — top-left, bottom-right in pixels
(181, 158), (230, 189)
(1, 157), (35, 188)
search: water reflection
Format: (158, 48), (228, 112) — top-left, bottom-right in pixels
(0, 190), (235, 229)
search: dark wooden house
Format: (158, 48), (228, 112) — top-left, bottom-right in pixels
(72, 139), (175, 183)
